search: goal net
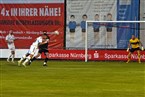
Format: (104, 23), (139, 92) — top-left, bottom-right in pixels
(85, 21), (145, 62)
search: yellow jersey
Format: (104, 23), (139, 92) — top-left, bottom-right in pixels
(129, 38), (140, 48)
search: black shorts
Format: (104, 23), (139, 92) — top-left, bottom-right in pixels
(82, 29), (86, 32)
(106, 28), (112, 32)
(70, 29), (75, 33)
(129, 47), (140, 53)
(94, 28), (99, 32)
(38, 49), (48, 54)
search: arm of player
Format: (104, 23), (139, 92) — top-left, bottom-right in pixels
(13, 37), (17, 41)
(45, 31), (59, 35)
(49, 40), (57, 43)
(38, 39), (49, 46)
(141, 47), (144, 51)
(5, 40), (13, 44)
(5, 36), (11, 44)
(127, 43), (131, 52)
(140, 41), (144, 51)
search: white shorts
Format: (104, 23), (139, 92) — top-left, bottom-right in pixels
(7, 43), (15, 51)
(27, 45), (38, 55)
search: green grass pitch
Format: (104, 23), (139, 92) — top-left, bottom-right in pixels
(0, 60), (145, 97)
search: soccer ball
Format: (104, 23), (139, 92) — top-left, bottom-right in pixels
(54, 31), (59, 35)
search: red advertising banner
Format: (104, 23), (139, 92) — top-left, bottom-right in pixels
(0, 3), (64, 49)
(45, 50), (145, 61)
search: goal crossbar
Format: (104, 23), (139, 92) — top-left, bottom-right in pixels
(86, 21), (145, 23)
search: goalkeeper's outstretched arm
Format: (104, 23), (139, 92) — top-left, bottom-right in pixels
(140, 41), (144, 51)
(127, 43), (131, 52)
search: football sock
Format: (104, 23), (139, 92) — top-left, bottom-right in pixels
(8, 54), (12, 60)
(138, 54), (141, 63)
(20, 55), (26, 61)
(23, 56), (31, 64)
(11, 54), (15, 62)
(44, 58), (48, 63)
(126, 54), (131, 63)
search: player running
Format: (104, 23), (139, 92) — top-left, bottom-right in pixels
(29, 32), (50, 66)
(18, 34), (48, 67)
(126, 35), (144, 63)
(5, 30), (16, 63)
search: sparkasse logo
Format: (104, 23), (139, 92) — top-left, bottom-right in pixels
(94, 51), (99, 58)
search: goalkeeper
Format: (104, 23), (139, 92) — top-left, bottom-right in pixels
(126, 35), (144, 63)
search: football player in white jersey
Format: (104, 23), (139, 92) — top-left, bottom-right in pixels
(29, 32), (50, 66)
(18, 34), (48, 67)
(5, 30), (16, 63)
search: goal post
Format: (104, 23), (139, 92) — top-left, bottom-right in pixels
(85, 21), (145, 62)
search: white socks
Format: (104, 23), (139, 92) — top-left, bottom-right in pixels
(11, 54), (15, 62)
(7, 54), (15, 62)
(7, 54), (12, 60)
(23, 56), (31, 64)
(19, 55), (27, 62)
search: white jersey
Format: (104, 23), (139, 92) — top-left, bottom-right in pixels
(28, 36), (50, 55)
(28, 36), (43, 55)
(32, 36), (42, 47)
(6, 34), (15, 44)
(5, 34), (15, 51)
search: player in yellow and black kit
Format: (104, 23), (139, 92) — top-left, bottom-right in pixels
(126, 35), (144, 63)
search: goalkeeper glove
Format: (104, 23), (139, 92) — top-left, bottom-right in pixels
(127, 48), (129, 52)
(141, 47), (144, 51)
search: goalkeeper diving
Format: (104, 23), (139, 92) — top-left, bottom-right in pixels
(126, 35), (144, 63)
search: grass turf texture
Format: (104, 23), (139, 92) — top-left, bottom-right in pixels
(0, 60), (144, 97)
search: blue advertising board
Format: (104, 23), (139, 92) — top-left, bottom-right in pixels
(117, 0), (139, 49)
